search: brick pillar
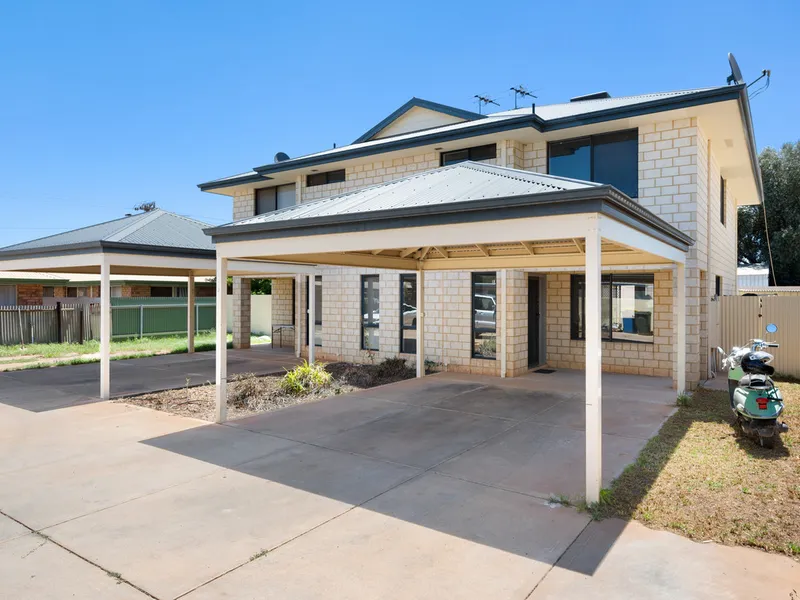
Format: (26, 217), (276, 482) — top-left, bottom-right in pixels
(232, 277), (251, 349)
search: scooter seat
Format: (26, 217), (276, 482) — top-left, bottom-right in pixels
(739, 374), (773, 389)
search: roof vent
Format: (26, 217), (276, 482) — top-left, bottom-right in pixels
(570, 91), (611, 102)
(274, 152), (291, 163)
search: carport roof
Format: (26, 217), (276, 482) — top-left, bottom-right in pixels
(207, 162), (694, 252)
(0, 209), (215, 260)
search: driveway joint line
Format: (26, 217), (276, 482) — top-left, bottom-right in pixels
(524, 517), (594, 600)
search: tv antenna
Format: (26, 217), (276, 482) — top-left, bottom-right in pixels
(510, 85), (537, 109)
(474, 94), (500, 114)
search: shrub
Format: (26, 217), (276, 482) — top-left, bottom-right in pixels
(375, 357), (411, 380)
(229, 372), (271, 408)
(279, 361), (332, 396)
(676, 392), (692, 407)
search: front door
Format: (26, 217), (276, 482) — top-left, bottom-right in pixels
(528, 278), (540, 367)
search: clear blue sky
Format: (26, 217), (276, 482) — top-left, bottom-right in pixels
(1, 0), (797, 247)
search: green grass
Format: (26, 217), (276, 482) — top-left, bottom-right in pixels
(0, 332), (270, 371)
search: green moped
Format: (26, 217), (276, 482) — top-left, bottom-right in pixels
(718, 323), (788, 449)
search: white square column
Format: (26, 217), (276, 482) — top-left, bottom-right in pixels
(100, 260), (111, 400)
(187, 273), (195, 354)
(294, 275), (302, 359)
(215, 257), (228, 423)
(585, 222), (602, 504)
(308, 274), (316, 363)
(500, 269), (508, 378)
(416, 268), (425, 378)
(675, 262), (686, 393)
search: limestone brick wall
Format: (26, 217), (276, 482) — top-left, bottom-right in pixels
(233, 190), (256, 221)
(506, 270), (530, 376)
(16, 284), (42, 306)
(232, 277), (251, 349)
(522, 141), (547, 172)
(545, 270), (674, 378)
(704, 134), (739, 296)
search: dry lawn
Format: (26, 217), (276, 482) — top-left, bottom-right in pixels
(599, 382), (800, 559)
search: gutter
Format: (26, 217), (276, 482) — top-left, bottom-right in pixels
(0, 241), (217, 262)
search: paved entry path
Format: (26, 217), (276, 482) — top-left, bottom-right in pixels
(0, 345), (299, 412)
(0, 372), (796, 599)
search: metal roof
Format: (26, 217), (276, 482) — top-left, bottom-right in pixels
(207, 162), (693, 252)
(199, 85), (741, 191)
(0, 210), (215, 257)
(222, 162), (600, 228)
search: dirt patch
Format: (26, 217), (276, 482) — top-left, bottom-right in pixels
(119, 359), (416, 422)
(597, 383), (800, 560)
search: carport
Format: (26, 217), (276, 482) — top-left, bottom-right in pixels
(0, 209), (315, 400)
(206, 162), (693, 502)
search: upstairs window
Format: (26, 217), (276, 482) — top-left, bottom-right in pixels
(549, 130), (638, 198)
(255, 184), (296, 214)
(440, 144), (497, 166)
(570, 273), (654, 343)
(720, 176), (726, 225)
(306, 169), (346, 187)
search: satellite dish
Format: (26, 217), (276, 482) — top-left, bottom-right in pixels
(274, 152), (290, 163)
(727, 53), (744, 85)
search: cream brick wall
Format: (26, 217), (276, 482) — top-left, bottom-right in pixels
(233, 190), (255, 221)
(232, 277), (250, 349)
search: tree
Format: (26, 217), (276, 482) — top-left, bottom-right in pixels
(250, 279), (272, 295)
(737, 142), (800, 285)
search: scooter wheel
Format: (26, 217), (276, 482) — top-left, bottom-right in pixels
(759, 435), (775, 450)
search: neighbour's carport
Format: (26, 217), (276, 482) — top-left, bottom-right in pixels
(0, 210), (316, 401)
(206, 162), (694, 503)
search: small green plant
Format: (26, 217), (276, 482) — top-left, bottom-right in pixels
(548, 494), (572, 507)
(362, 348), (377, 364)
(676, 392), (692, 407)
(249, 548), (269, 561)
(577, 488), (612, 520)
(185, 377), (191, 402)
(279, 360), (332, 396)
(787, 542), (800, 556)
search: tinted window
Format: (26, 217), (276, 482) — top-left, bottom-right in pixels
(472, 272), (497, 359)
(440, 144), (497, 166)
(361, 275), (379, 351)
(571, 273), (654, 343)
(400, 274), (416, 354)
(593, 131), (638, 198)
(549, 138), (591, 181)
(720, 176), (726, 225)
(306, 169), (346, 187)
(276, 184), (296, 209)
(255, 187), (276, 214)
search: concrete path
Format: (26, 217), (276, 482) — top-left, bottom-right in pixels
(0, 371), (795, 599)
(0, 345), (299, 412)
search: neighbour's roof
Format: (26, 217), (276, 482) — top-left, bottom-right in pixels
(0, 271), (70, 283)
(207, 162), (694, 252)
(0, 210), (215, 258)
(737, 264), (769, 276)
(199, 85), (743, 191)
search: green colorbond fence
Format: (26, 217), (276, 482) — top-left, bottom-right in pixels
(110, 298), (216, 339)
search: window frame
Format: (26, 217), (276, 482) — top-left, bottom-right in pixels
(440, 143), (497, 166)
(547, 129), (639, 198)
(570, 273), (655, 344)
(471, 271), (497, 360)
(399, 274), (417, 354)
(306, 169), (346, 188)
(715, 275), (722, 298)
(361, 274), (380, 351)
(305, 275), (322, 347)
(254, 183), (296, 214)
(720, 176), (726, 226)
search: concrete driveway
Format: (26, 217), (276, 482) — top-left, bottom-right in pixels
(0, 371), (796, 599)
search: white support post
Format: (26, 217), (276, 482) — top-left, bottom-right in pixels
(676, 263), (686, 394)
(416, 267), (425, 378)
(215, 257), (228, 423)
(308, 274), (316, 363)
(100, 260), (111, 400)
(501, 269), (508, 378)
(187, 273), (195, 354)
(294, 275), (301, 359)
(585, 223), (602, 504)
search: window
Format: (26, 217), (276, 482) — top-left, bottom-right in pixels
(255, 184), (296, 214)
(42, 286), (55, 298)
(150, 286), (173, 298)
(720, 176), (726, 225)
(549, 130), (638, 198)
(472, 272), (497, 359)
(306, 169), (346, 187)
(400, 274), (417, 354)
(361, 275), (380, 350)
(66, 286), (87, 298)
(440, 144), (497, 166)
(305, 275), (322, 347)
(111, 286), (123, 298)
(715, 276), (722, 298)
(0, 285), (16, 306)
(570, 273), (654, 343)
(174, 286), (188, 298)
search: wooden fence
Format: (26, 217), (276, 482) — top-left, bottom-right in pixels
(0, 303), (98, 345)
(709, 295), (800, 378)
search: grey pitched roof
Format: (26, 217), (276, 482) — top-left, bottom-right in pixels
(198, 85), (742, 192)
(0, 210), (215, 256)
(221, 162), (601, 228)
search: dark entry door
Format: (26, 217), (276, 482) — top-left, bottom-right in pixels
(528, 278), (540, 367)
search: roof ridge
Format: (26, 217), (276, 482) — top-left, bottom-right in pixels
(0, 211), (148, 251)
(461, 161), (603, 189)
(532, 86), (719, 109)
(107, 209), (164, 242)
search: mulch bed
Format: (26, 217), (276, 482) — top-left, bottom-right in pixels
(596, 383), (800, 560)
(118, 359), (416, 422)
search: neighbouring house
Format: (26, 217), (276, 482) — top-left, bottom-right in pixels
(199, 62), (762, 391)
(0, 271), (216, 306)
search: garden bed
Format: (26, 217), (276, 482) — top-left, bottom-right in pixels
(119, 358), (416, 422)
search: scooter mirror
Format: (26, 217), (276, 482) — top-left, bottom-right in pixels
(766, 323), (778, 334)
